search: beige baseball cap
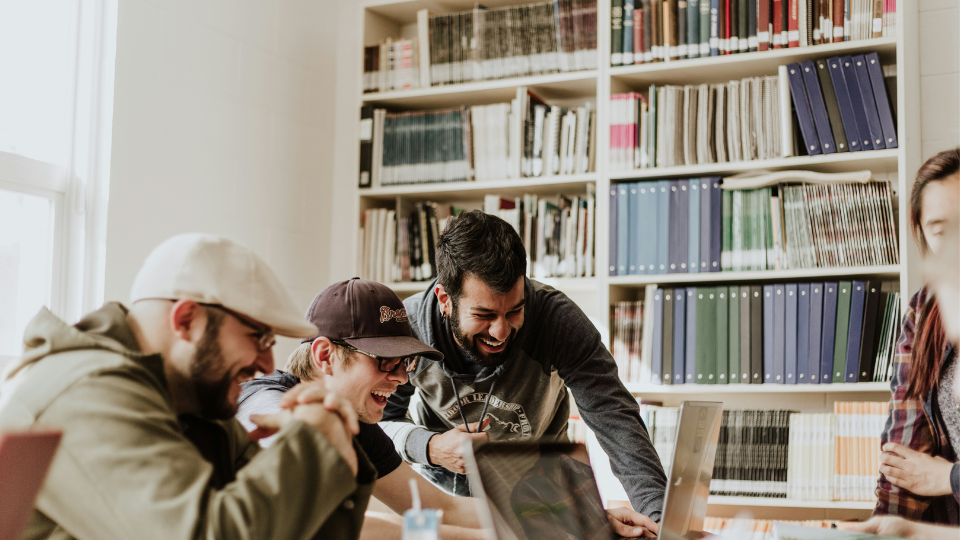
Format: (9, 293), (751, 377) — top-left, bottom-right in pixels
(130, 233), (317, 338)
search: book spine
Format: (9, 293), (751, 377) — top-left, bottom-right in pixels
(612, 0), (624, 65)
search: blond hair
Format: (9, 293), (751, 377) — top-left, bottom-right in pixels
(285, 340), (351, 381)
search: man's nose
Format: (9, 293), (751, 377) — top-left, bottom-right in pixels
(255, 349), (274, 375)
(488, 317), (510, 341)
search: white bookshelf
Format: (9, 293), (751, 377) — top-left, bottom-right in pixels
(340, 0), (921, 520)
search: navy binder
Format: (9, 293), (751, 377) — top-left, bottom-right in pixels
(866, 52), (898, 149)
(797, 283), (810, 383)
(852, 55), (886, 150)
(799, 60), (838, 154)
(673, 288), (686, 384)
(844, 280), (867, 382)
(773, 284), (786, 384)
(763, 285), (775, 383)
(663, 288), (675, 385)
(808, 282), (824, 383)
(688, 179), (701, 274)
(786, 63), (822, 155)
(651, 287), (664, 384)
(656, 180), (671, 273)
(609, 186), (618, 275)
(785, 284), (798, 384)
(826, 56), (865, 152)
(685, 288), (698, 383)
(709, 179), (722, 272)
(700, 178), (711, 273)
(636, 184), (651, 275)
(645, 184), (661, 273)
(628, 183), (641, 274)
(669, 180), (689, 273)
(839, 55), (875, 151)
(617, 184), (629, 275)
(820, 282), (839, 383)
(816, 58), (850, 152)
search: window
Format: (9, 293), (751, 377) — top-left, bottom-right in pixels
(0, 1), (117, 367)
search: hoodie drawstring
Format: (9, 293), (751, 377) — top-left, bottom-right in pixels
(448, 374), (498, 434)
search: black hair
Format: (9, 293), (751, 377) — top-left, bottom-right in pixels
(436, 210), (527, 301)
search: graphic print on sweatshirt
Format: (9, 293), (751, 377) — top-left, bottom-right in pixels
(441, 392), (532, 439)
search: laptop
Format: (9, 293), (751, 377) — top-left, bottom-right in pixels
(0, 430), (62, 540)
(464, 401), (723, 540)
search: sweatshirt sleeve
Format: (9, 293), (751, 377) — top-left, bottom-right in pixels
(952, 463), (960, 503)
(35, 369), (368, 540)
(380, 382), (438, 465)
(537, 288), (667, 520)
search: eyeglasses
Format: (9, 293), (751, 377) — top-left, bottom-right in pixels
(333, 341), (419, 374)
(203, 304), (276, 352)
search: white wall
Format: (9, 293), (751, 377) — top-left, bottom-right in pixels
(919, 0), (960, 159)
(106, 0), (340, 360)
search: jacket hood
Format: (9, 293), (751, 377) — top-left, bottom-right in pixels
(238, 370), (299, 407)
(5, 302), (145, 381)
(407, 279), (528, 383)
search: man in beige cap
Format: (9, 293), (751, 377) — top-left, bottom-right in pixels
(0, 233), (374, 540)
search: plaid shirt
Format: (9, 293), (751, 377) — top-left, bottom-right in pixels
(875, 287), (960, 524)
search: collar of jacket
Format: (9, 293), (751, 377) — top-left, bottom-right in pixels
(413, 277), (532, 383)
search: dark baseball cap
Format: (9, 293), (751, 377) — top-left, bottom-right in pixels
(302, 278), (443, 361)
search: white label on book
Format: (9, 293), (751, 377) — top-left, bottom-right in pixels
(700, 43), (709, 55)
(873, 18), (882, 33)
(748, 36), (759, 48)
(730, 37), (738, 50)
(834, 26), (844, 38)
(710, 37), (719, 49)
(671, 46), (680, 58)
(788, 30), (800, 41)
(758, 31), (769, 43)
(772, 34), (782, 46)
(359, 118), (373, 141)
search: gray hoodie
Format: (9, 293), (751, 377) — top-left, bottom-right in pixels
(380, 278), (667, 519)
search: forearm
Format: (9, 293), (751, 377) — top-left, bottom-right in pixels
(380, 420), (437, 465)
(438, 495), (482, 529)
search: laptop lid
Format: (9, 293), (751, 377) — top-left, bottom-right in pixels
(659, 401), (723, 540)
(0, 430), (62, 540)
(463, 441), (617, 540)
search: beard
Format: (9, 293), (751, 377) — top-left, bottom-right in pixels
(189, 321), (236, 420)
(449, 300), (516, 369)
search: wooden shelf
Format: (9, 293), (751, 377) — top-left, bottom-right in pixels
(361, 70), (598, 110)
(707, 496), (875, 510)
(609, 149), (899, 181)
(625, 381), (891, 394)
(608, 265), (902, 287)
(610, 37), (897, 87)
(358, 173), (597, 201)
(387, 277), (600, 294)
(385, 282), (431, 293)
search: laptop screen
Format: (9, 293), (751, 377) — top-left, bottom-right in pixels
(466, 442), (617, 540)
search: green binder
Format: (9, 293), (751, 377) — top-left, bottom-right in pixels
(715, 287), (728, 385)
(832, 281), (853, 383)
(695, 287), (715, 384)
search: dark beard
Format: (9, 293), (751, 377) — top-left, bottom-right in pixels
(190, 319), (236, 420)
(449, 300), (515, 369)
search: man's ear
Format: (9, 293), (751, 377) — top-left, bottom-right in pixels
(168, 300), (206, 344)
(311, 337), (337, 376)
(435, 283), (451, 318)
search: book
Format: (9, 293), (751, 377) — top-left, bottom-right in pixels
(715, 287), (728, 384)
(843, 281), (867, 382)
(785, 283), (799, 383)
(865, 52), (898, 148)
(728, 285), (740, 383)
(688, 178), (701, 273)
(612, 0), (625, 65)
(740, 285), (752, 383)
(819, 282), (838, 383)
(815, 58), (851, 152)
(786, 63), (822, 155)
(857, 281), (882, 382)
(652, 288), (665, 383)
(852, 54), (887, 150)
(673, 287), (687, 384)
(685, 288), (698, 383)
(663, 288), (675, 384)
(358, 106), (374, 188)
(797, 283), (811, 383)
(831, 281), (853, 383)
(750, 285), (764, 383)
(799, 60), (837, 153)
(609, 186), (618, 275)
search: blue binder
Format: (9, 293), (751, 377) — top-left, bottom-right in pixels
(797, 283), (811, 383)
(688, 179), (701, 274)
(639, 184), (658, 274)
(656, 180), (671, 273)
(709, 0), (720, 56)
(617, 184), (629, 275)
(852, 54), (887, 150)
(628, 183), (641, 274)
(786, 63), (822, 155)
(651, 287), (664, 384)
(839, 55), (875, 151)
(819, 282), (839, 384)
(709, 178), (722, 272)
(808, 282), (824, 383)
(844, 280), (867, 382)
(763, 284), (775, 383)
(699, 178), (711, 273)
(827, 56), (865, 152)
(609, 186), (618, 275)
(669, 180), (689, 273)
(685, 288), (698, 383)
(799, 60), (838, 154)
(773, 284), (786, 384)
(785, 284), (798, 384)
(865, 52), (898, 149)
(673, 288), (686, 384)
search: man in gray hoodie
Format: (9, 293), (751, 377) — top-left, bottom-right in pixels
(380, 210), (667, 531)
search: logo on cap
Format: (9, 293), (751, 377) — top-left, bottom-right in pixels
(380, 306), (408, 324)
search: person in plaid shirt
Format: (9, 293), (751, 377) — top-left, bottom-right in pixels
(874, 148), (960, 525)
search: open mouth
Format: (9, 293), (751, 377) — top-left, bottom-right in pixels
(478, 336), (507, 353)
(371, 390), (392, 406)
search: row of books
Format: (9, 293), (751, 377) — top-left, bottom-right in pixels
(358, 89), (597, 188)
(609, 0), (895, 67)
(485, 189), (597, 278)
(704, 519), (841, 540)
(362, 1), (597, 93)
(610, 76), (784, 171)
(786, 54), (898, 157)
(646, 281), (900, 386)
(786, 403), (886, 502)
(608, 179), (899, 276)
(643, 403), (885, 501)
(611, 300), (645, 382)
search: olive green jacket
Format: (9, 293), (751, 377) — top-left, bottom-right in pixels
(0, 303), (375, 540)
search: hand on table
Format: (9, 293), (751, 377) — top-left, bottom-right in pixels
(605, 507), (658, 538)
